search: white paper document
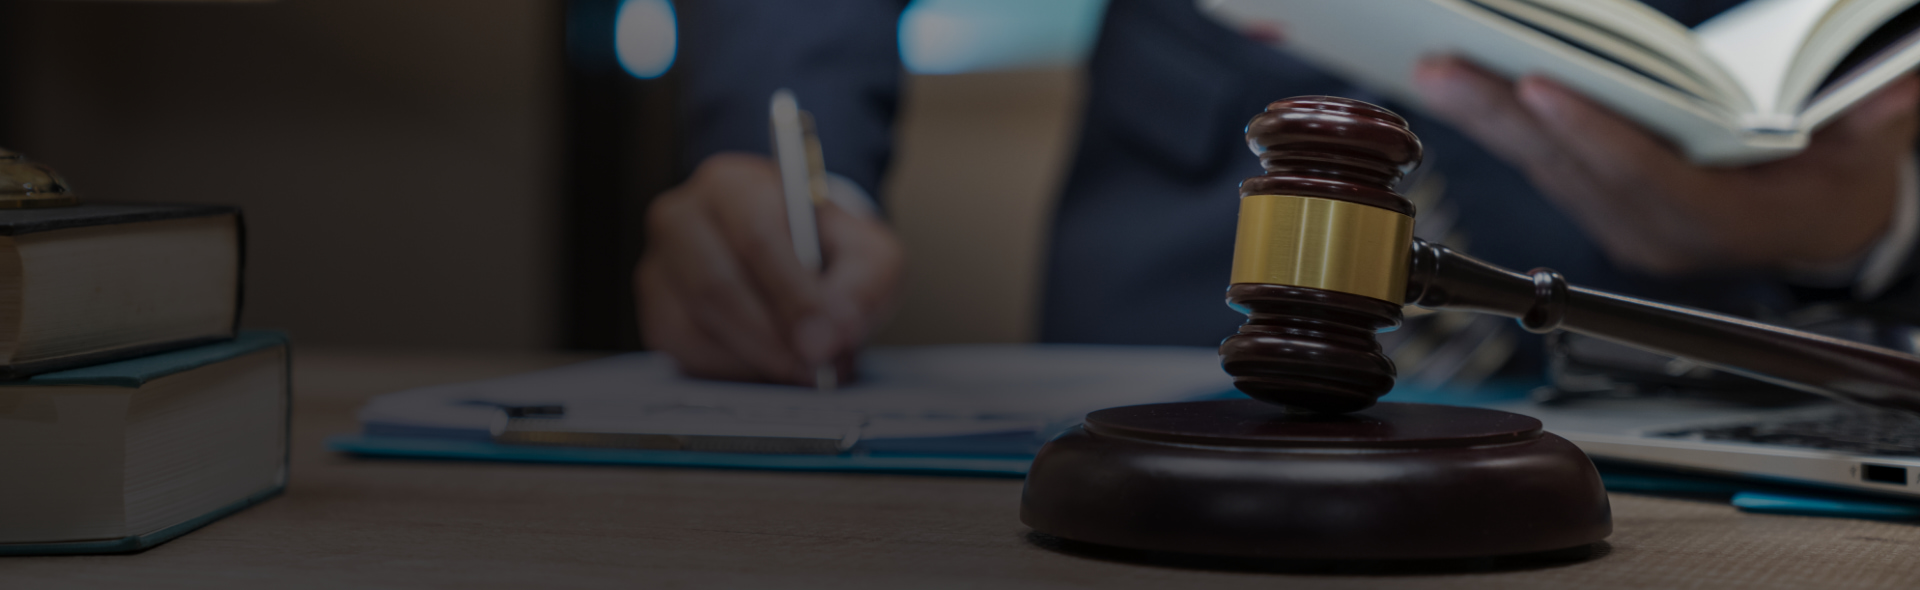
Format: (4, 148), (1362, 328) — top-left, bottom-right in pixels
(357, 345), (1237, 455)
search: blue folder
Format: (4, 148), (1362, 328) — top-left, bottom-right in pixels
(328, 433), (1032, 477)
(331, 355), (1920, 522)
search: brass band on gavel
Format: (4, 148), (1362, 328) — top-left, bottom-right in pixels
(1230, 194), (1413, 305)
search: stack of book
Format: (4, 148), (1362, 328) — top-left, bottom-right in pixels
(0, 202), (291, 555)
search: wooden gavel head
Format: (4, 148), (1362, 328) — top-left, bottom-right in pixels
(1221, 96), (1422, 413)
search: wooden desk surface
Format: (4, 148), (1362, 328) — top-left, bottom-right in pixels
(4, 350), (1919, 589)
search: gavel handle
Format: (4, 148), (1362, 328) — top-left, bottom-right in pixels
(1405, 239), (1920, 413)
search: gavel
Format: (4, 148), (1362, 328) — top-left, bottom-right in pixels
(1020, 95), (1920, 561)
(1222, 95), (1920, 415)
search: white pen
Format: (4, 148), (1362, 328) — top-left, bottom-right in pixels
(769, 88), (837, 392)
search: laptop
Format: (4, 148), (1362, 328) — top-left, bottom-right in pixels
(1485, 330), (1920, 499)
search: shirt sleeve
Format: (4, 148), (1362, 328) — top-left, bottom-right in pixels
(675, 0), (910, 197)
(1854, 155), (1920, 299)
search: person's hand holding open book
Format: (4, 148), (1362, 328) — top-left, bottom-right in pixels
(1413, 56), (1918, 279)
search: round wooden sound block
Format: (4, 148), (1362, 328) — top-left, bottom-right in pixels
(1020, 400), (1612, 560)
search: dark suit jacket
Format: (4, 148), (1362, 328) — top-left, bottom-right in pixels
(675, 0), (1917, 352)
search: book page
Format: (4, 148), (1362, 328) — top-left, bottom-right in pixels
(1782, 0), (1920, 114)
(1799, 18), (1920, 126)
(1478, 0), (1738, 106)
(1519, 0), (1750, 109)
(1696, 0), (1844, 123)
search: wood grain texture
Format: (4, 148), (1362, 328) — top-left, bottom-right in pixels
(1, 350), (1917, 588)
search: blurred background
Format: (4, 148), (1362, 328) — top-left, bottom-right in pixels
(0, 0), (1107, 351)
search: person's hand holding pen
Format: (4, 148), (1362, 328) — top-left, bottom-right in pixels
(636, 150), (904, 385)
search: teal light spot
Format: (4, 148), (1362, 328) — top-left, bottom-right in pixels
(616, 0), (677, 79)
(898, 0), (1109, 74)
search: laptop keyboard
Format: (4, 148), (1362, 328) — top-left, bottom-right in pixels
(1650, 409), (1920, 457)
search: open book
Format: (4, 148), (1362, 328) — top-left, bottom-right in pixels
(1201, 0), (1920, 164)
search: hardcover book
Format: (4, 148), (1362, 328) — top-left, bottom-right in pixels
(0, 203), (242, 378)
(0, 331), (288, 555)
